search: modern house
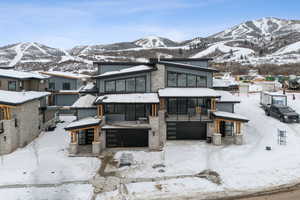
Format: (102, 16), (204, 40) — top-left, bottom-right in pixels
(65, 58), (249, 155)
(39, 71), (91, 108)
(0, 69), (49, 92)
(0, 90), (57, 155)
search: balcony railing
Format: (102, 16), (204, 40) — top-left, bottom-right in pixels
(166, 108), (211, 122)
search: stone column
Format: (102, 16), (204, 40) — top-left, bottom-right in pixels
(234, 122), (243, 145)
(69, 131), (78, 154)
(92, 127), (101, 154)
(212, 120), (222, 145)
(212, 133), (222, 145)
(234, 134), (243, 145)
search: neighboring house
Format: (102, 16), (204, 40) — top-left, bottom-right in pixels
(65, 58), (249, 155)
(39, 71), (91, 108)
(0, 90), (56, 155)
(0, 69), (49, 92)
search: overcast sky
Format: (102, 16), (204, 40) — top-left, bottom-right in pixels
(1, 0), (299, 49)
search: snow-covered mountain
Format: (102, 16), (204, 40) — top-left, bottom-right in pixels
(134, 36), (178, 48)
(2, 17), (300, 72)
(212, 17), (300, 39)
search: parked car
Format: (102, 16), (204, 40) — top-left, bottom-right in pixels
(266, 104), (300, 123)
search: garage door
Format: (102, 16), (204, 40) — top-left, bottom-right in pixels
(106, 129), (149, 148)
(167, 122), (207, 140)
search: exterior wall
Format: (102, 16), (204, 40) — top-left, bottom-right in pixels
(0, 78), (21, 91)
(0, 99), (55, 155)
(216, 102), (235, 113)
(0, 119), (18, 154)
(48, 76), (81, 91)
(165, 66), (213, 88)
(54, 94), (79, 106)
(0, 78), (46, 91)
(76, 108), (97, 120)
(12, 101), (41, 147)
(97, 72), (151, 94)
(151, 64), (166, 92)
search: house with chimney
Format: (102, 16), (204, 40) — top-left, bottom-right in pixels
(65, 58), (249, 155)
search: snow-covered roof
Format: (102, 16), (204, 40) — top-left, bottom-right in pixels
(0, 69), (49, 80)
(0, 90), (50, 106)
(95, 65), (154, 78)
(65, 117), (101, 131)
(158, 88), (220, 98)
(212, 111), (249, 122)
(40, 71), (90, 79)
(217, 91), (240, 103)
(71, 94), (96, 108)
(96, 93), (159, 104)
(262, 91), (286, 96)
(213, 78), (238, 88)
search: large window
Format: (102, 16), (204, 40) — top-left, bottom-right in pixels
(49, 82), (55, 90)
(104, 104), (149, 121)
(167, 98), (209, 115)
(167, 71), (207, 88)
(105, 76), (146, 93)
(136, 77), (146, 92)
(62, 82), (71, 90)
(126, 78), (135, 92)
(116, 80), (125, 92)
(105, 80), (115, 92)
(8, 81), (17, 91)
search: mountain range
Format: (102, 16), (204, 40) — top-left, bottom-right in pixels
(1, 17), (300, 72)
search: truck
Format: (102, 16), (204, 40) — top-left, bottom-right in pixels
(260, 91), (299, 123)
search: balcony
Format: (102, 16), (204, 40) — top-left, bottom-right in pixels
(166, 108), (212, 122)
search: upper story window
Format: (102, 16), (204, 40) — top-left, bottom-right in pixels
(49, 82), (55, 90)
(105, 76), (146, 93)
(167, 71), (207, 88)
(8, 81), (17, 91)
(62, 82), (71, 90)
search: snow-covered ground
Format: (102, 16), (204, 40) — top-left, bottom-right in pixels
(0, 184), (94, 200)
(98, 92), (300, 199)
(0, 116), (99, 200)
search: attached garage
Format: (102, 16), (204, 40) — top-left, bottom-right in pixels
(167, 122), (207, 140)
(106, 129), (149, 148)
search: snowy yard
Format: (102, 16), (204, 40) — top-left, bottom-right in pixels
(0, 116), (100, 200)
(2, 93), (300, 200)
(98, 92), (300, 199)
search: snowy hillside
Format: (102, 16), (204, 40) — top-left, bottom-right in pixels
(2, 17), (300, 71)
(134, 36), (178, 48)
(212, 17), (300, 39)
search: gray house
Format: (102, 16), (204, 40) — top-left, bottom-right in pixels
(39, 71), (91, 108)
(0, 90), (56, 155)
(65, 58), (249, 155)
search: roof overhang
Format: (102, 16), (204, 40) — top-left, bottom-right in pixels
(64, 117), (101, 131)
(158, 88), (221, 98)
(95, 93), (160, 104)
(212, 111), (249, 123)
